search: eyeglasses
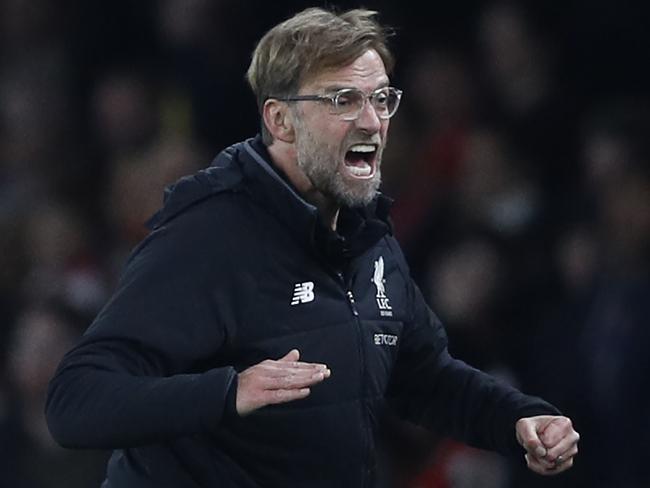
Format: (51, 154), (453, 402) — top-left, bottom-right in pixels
(271, 86), (403, 121)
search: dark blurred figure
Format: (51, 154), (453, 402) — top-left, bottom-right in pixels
(515, 102), (650, 488)
(390, 47), (476, 261)
(91, 71), (160, 159)
(20, 200), (108, 318)
(0, 305), (108, 487)
(575, 104), (650, 488)
(475, 1), (579, 224)
(425, 238), (507, 368)
(103, 134), (206, 280)
(155, 0), (260, 149)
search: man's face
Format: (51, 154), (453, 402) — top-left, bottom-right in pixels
(291, 49), (391, 207)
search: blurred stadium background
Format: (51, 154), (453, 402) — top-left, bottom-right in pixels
(0, 0), (648, 487)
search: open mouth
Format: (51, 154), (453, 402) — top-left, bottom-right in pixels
(344, 144), (377, 179)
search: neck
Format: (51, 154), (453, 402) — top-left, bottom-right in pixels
(268, 141), (340, 231)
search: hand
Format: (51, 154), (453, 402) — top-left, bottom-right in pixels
(236, 349), (330, 416)
(516, 415), (580, 475)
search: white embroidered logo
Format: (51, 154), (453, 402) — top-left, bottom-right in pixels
(291, 281), (315, 305)
(372, 256), (393, 317)
(374, 333), (398, 346)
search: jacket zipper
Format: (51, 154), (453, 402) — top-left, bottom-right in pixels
(345, 290), (359, 316)
(338, 271), (372, 487)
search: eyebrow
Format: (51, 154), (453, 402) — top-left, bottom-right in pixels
(320, 80), (391, 93)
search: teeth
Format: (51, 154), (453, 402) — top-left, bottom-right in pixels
(347, 163), (372, 177)
(349, 144), (376, 153)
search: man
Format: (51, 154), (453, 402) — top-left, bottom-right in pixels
(46, 8), (579, 487)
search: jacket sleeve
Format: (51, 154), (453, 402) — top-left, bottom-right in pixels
(387, 280), (560, 456)
(45, 203), (239, 449)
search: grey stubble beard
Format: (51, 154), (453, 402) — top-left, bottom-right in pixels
(293, 117), (383, 208)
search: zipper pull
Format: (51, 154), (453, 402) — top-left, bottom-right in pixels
(346, 290), (359, 316)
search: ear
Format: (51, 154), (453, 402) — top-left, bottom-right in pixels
(262, 99), (295, 144)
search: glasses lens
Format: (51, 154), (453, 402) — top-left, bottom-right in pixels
(332, 87), (402, 120)
(333, 89), (364, 117)
(372, 88), (401, 119)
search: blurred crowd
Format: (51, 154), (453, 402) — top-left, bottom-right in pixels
(0, 1), (648, 487)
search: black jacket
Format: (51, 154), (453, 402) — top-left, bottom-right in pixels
(46, 136), (558, 487)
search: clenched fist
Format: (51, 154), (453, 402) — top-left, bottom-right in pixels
(516, 415), (580, 475)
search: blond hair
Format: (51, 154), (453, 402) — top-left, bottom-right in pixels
(247, 7), (394, 145)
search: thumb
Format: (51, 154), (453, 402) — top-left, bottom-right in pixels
(517, 419), (547, 458)
(278, 349), (300, 362)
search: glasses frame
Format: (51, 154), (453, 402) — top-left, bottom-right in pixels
(270, 86), (403, 121)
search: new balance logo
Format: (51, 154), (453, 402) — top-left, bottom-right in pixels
(291, 282), (315, 305)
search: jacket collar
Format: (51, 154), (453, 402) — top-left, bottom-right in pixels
(236, 135), (393, 265)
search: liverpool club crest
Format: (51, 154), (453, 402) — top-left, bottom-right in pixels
(372, 256), (393, 317)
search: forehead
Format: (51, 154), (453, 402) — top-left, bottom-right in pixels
(300, 49), (389, 92)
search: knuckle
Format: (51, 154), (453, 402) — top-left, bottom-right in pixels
(524, 440), (538, 451)
(519, 432), (533, 444)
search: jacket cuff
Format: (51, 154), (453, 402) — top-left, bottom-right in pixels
(198, 366), (238, 432)
(223, 373), (239, 420)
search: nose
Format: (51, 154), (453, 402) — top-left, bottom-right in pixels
(354, 98), (382, 134)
